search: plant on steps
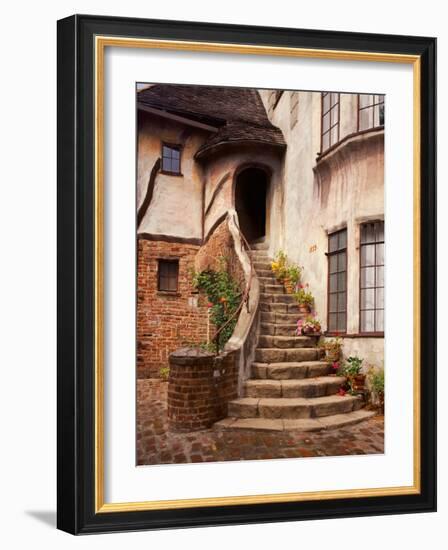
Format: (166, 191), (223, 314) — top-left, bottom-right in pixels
(270, 251), (303, 293)
(270, 250), (288, 282)
(339, 356), (365, 394)
(297, 316), (322, 335)
(367, 366), (385, 413)
(192, 257), (242, 352)
(320, 336), (343, 363)
(294, 284), (314, 313)
(283, 264), (302, 294)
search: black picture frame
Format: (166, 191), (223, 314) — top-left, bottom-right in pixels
(57, 14), (436, 534)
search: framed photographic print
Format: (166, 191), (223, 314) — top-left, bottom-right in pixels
(57, 14), (436, 534)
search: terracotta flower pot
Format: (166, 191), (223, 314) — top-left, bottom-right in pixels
(352, 374), (366, 392)
(299, 304), (311, 313)
(325, 348), (341, 363)
(284, 279), (295, 294)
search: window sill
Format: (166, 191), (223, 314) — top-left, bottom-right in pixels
(317, 126), (384, 162)
(157, 291), (181, 297)
(160, 170), (184, 177)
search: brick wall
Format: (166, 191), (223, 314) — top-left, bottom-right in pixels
(167, 347), (238, 432)
(137, 238), (208, 379)
(195, 218), (245, 288)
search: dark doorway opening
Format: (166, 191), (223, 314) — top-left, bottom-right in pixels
(235, 167), (268, 244)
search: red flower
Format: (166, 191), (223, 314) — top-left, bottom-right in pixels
(207, 302), (213, 308)
(332, 361), (340, 371)
(338, 387), (346, 396)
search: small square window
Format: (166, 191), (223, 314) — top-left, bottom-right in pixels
(162, 144), (181, 174)
(158, 259), (179, 292)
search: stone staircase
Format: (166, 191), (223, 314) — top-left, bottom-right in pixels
(215, 242), (375, 432)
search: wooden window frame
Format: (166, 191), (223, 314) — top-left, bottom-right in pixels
(320, 92), (340, 154)
(326, 228), (347, 335)
(359, 221), (385, 336)
(357, 94), (385, 132)
(157, 258), (179, 293)
(160, 142), (182, 176)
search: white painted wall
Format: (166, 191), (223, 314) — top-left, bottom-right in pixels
(137, 112), (208, 239)
(261, 89), (385, 367)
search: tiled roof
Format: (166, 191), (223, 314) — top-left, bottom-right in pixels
(137, 84), (286, 158)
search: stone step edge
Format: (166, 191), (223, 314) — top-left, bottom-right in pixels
(244, 376), (346, 394)
(214, 410), (376, 432)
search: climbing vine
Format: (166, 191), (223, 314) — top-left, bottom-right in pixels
(192, 257), (242, 351)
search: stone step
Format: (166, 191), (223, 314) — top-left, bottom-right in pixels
(255, 347), (322, 363)
(251, 251), (269, 259)
(262, 284), (284, 294)
(228, 394), (363, 420)
(253, 261), (272, 271)
(261, 311), (305, 323)
(256, 269), (275, 278)
(258, 276), (277, 285)
(260, 322), (297, 336)
(244, 377), (345, 398)
(258, 335), (317, 349)
(250, 242), (269, 251)
(214, 410), (375, 432)
(252, 361), (331, 380)
(260, 293), (297, 304)
(260, 302), (301, 314)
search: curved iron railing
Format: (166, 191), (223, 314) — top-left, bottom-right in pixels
(212, 211), (256, 354)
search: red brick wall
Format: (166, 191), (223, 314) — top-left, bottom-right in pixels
(137, 238), (208, 379)
(195, 219), (245, 288)
(167, 348), (238, 432)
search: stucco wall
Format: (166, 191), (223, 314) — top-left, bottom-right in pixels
(137, 111), (208, 240)
(260, 89), (384, 369)
(202, 145), (285, 252)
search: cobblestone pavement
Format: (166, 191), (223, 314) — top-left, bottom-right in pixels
(137, 379), (384, 465)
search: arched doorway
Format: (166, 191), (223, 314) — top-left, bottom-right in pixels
(234, 167), (269, 244)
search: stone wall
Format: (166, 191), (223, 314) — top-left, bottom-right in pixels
(137, 238), (208, 379)
(167, 348), (238, 432)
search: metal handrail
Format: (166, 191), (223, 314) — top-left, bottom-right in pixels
(212, 212), (256, 354)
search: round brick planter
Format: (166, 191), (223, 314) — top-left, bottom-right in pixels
(167, 347), (238, 432)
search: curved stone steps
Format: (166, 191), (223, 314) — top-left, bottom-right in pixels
(261, 293), (297, 304)
(258, 335), (319, 349)
(260, 302), (302, 314)
(260, 322), (298, 336)
(261, 311), (306, 323)
(255, 347), (322, 363)
(252, 361), (331, 380)
(245, 376), (345, 398)
(228, 393), (363, 420)
(214, 410), (376, 432)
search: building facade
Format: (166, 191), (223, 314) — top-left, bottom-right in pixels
(136, 84), (384, 379)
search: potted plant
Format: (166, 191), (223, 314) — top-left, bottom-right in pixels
(283, 264), (302, 294)
(294, 284), (314, 313)
(297, 316), (321, 336)
(340, 356), (365, 393)
(270, 250), (288, 283)
(368, 366), (385, 413)
(321, 336), (343, 363)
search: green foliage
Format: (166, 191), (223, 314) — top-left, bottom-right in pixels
(159, 366), (170, 380)
(294, 287), (314, 306)
(285, 264), (302, 285)
(192, 257), (242, 351)
(270, 250), (288, 280)
(340, 356), (364, 377)
(369, 367), (385, 395)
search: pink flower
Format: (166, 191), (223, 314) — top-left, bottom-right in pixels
(207, 302), (213, 308)
(331, 361), (340, 371)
